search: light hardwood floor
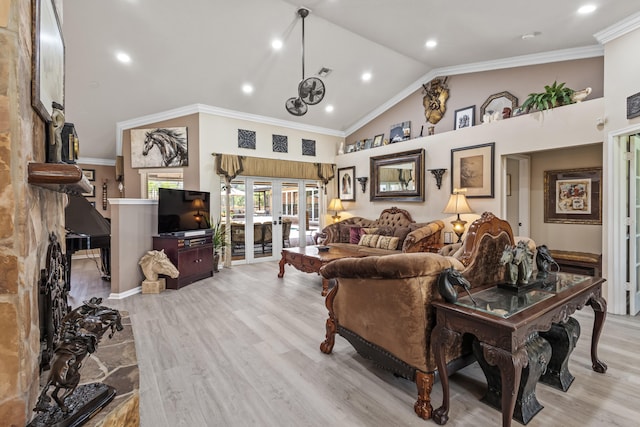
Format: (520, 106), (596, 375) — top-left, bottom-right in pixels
(71, 258), (640, 427)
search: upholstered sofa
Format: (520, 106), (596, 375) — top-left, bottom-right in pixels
(319, 212), (529, 421)
(316, 207), (444, 256)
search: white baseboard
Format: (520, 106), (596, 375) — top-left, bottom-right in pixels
(108, 286), (141, 300)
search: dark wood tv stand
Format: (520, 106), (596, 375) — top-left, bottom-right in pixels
(152, 233), (214, 289)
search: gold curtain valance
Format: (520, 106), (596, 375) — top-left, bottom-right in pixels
(214, 153), (334, 182)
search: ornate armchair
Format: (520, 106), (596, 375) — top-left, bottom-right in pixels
(319, 212), (521, 421)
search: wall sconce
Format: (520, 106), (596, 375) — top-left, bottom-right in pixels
(356, 177), (368, 193)
(102, 180), (108, 210)
(327, 198), (345, 223)
(442, 189), (474, 243)
(428, 168), (447, 189)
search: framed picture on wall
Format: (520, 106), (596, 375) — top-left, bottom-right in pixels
(454, 106), (475, 130)
(451, 143), (495, 198)
(130, 127), (188, 168)
(338, 166), (356, 201)
(544, 167), (602, 224)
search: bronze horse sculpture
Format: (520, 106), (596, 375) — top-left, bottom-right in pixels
(34, 298), (123, 414)
(142, 128), (188, 167)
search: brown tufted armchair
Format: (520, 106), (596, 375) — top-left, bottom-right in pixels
(319, 212), (523, 421)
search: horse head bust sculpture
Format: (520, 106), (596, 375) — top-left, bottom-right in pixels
(139, 249), (179, 281)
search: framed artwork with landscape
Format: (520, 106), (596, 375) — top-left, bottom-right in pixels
(451, 143), (495, 198)
(544, 167), (602, 224)
(338, 166), (356, 201)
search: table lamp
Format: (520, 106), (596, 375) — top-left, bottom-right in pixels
(328, 198), (345, 223)
(442, 189), (473, 243)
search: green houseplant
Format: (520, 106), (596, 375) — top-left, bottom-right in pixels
(521, 81), (575, 112)
(209, 218), (226, 272)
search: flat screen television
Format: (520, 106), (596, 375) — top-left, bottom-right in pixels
(157, 188), (211, 235)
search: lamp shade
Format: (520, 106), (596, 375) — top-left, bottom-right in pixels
(328, 198), (344, 212)
(442, 193), (473, 215)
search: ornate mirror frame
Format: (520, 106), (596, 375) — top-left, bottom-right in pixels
(480, 91), (518, 118)
(370, 148), (425, 202)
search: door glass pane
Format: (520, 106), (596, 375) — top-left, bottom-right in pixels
(253, 181), (273, 258)
(225, 180), (246, 261)
(282, 182), (300, 246)
(306, 182), (320, 243)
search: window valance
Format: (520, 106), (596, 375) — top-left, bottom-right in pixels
(213, 153), (334, 183)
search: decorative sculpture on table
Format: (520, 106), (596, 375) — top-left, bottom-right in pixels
(500, 240), (534, 286)
(31, 298), (123, 426)
(536, 244), (559, 277)
(139, 249), (179, 294)
(437, 267), (477, 305)
(422, 77), (449, 125)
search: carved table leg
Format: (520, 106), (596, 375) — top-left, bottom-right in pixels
(320, 284), (338, 354)
(481, 342), (528, 427)
(277, 252), (287, 278)
(588, 294), (608, 373)
(414, 371), (434, 420)
(432, 324), (459, 425)
(540, 317), (581, 391)
(474, 335), (550, 425)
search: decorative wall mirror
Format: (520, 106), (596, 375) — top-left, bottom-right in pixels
(480, 91), (518, 118)
(370, 149), (425, 201)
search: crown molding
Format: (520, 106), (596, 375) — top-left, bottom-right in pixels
(77, 157), (116, 166)
(115, 104), (344, 156)
(595, 11), (640, 44)
(344, 45), (604, 136)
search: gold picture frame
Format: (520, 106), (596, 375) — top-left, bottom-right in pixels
(544, 167), (602, 224)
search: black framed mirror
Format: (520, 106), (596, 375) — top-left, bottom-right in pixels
(370, 149), (425, 201)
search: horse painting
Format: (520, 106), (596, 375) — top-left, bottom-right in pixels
(136, 127), (188, 167)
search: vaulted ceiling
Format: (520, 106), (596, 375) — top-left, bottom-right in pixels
(61, 0), (640, 160)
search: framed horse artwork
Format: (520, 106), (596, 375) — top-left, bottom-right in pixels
(130, 127), (189, 168)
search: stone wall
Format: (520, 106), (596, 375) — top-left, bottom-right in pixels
(0, 0), (67, 424)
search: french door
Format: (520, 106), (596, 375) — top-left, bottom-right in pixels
(627, 134), (640, 315)
(222, 178), (321, 264)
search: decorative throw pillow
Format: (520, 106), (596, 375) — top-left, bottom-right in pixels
(361, 227), (378, 235)
(393, 226), (411, 247)
(338, 224), (352, 243)
(349, 226), (364, 244)
(375, 226), (395, 236)
(376, 235), (400, 250)
(358, 233), (380, 248)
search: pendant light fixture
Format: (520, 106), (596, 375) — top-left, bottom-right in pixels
(285, 7), (326, 116)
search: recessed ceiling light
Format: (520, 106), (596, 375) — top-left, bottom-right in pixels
(116, 52), (131, 63)
(242, 83), (253, 94)
(325, 105), (334, 113)
(361, 72), (372, 82)
(578, 4), (597, 14)
(271, 39), (283, 50)
(425, 39), (437, 48)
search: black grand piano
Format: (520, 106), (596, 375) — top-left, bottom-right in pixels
(64, 194), (111, 290)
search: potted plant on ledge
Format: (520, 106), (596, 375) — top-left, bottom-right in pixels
(521, 81), (575, 113)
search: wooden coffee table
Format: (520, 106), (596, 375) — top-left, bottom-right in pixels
(278, 246), (364, 296)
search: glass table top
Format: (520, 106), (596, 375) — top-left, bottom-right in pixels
(455, 272), (591, 318)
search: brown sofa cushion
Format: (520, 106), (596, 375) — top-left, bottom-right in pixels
(393, 226), (411, 247)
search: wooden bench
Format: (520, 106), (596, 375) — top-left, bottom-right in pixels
(549, 249), (602, 277)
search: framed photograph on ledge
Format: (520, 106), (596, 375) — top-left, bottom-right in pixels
(338, 166), (355, 201)
(544, 167), (602, 224)
(454, 106), (475, 130)
(451, 143), (495, 198)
